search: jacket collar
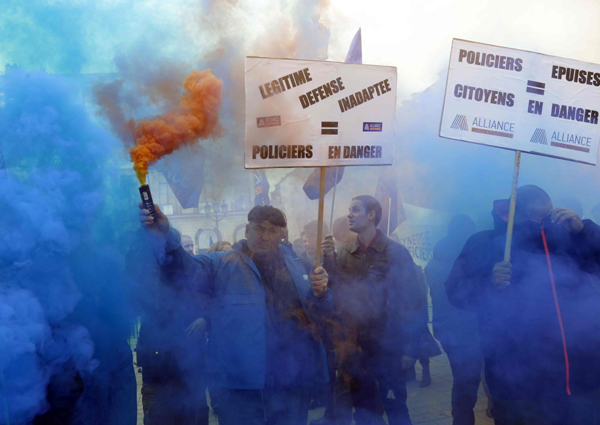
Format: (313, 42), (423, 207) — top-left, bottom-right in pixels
(349, 232), (388, 254)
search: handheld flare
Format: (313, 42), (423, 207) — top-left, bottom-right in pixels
(139, 185), (156, 219)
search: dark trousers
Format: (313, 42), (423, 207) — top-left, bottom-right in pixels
(347, 361), (411, 425)
(34, 370), (84, 425)
(319, 328), (338, 421)
(141, 373), (208, 425)
(441, 342), (483, 425)
(210, 386), (310, 425)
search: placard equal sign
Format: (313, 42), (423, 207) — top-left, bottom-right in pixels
(321, 121), (338, 135)
(526, 80), (545, 96)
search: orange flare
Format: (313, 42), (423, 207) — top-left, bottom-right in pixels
(130, 69), (223, 184)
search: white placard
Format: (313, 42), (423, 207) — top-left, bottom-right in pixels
(245, 57), (397, 168)
(440, 39), (600, 165)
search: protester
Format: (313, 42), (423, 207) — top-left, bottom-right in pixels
(292, 236), (305, 258)
(426, 214), (485, 425)
(207, 240), (232, 253)
(182, 235), (195, 255)
(126, 229), (208, 425)
(446, 185), (600, 425)
(406, 264), (442, 388)
(322, 195), (425, 425)
(302, 220), (329, 263)
(139, 203), (333, 425)
(310, 216), (359, 425)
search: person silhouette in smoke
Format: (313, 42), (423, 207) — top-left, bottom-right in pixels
(322, 195), (424, 425)
(302, 220), (329, 263)
(445, 185), (600, 425)
(126, 228), (209, 425)
(139, 204), (333, 425)
(425, 214), (484, 425)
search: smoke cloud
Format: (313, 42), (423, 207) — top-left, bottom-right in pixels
(129, 69), (223, 184)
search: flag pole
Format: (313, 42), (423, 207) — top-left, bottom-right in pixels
(387, 197), (392, 237)
(315, 167), (327, 266)
(504, 150), (521, 262)
(329, 167), (340, 234)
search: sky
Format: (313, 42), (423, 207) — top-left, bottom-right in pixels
(4, 0), (600, 100)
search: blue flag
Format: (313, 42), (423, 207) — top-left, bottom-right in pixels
(303, 28), (361, 199)
(155, 145), (206, 209)
(345, 28), (362, 64)
(375, 168), (405, 235)
(209, 235), (214, 246)
(254, 170), (270, 206)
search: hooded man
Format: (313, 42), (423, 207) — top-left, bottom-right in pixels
(322, 195), (424, 425)
(139, 203), (333, 425)
(445, 185), (600, 425)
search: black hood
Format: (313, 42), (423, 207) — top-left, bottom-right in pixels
(492, 199), (509, 233)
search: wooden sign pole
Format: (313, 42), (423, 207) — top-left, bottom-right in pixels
(315, 167), (327, 266)
(329, 167), (340, 234)
(504, 150), (522, 262)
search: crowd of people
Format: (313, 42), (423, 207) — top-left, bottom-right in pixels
(133, 185), (600, 425)
(42, 185), (600, 425)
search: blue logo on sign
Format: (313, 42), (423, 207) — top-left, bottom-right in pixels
(363, 122), (382, 132)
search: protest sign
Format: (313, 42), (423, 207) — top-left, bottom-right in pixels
(245, 57), (397, 168)
(440, 39), (600, 165)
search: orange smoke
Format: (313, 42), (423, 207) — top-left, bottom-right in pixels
(130, 69), (223, 184)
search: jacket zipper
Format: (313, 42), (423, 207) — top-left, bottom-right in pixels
(540, 223), (571, 396)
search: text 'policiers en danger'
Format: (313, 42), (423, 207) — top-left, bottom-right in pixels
(245, 58), (397, 168)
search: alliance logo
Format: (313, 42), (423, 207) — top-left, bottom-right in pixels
(530, 128), (548, 145)
(363, 122), (382, 132)
(470, 117), (515, 138)
(450, 114), (469, 131)
(257, 116), (281, 128)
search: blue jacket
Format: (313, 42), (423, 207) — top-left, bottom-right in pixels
(162, 235), (333, 390)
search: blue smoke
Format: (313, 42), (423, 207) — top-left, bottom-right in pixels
(0, 68), (139, 424)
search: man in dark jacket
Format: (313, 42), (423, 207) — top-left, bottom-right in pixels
(426, 214), (482, 425)
(445, 185), (600, 425)
(322, 195), (424, 425)
(139, 204), (333, 425)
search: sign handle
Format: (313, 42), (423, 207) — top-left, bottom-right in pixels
(329, 167), (340, 235)
(315, 167), (327, 266)
(504, 150), (522, 262)
(387, 197), (392, 237)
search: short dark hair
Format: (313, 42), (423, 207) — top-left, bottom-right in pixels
(248, 205), (287, 227)
(352, 195), (382, 226)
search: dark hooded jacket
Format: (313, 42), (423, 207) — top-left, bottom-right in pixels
(445, 209), (600, 400)
(426, 235), (479, 347)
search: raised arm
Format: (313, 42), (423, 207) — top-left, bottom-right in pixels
(139, 202), (216, 295)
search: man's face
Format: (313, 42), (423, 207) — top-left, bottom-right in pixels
(303, 231), (317, 257)
(182, 237), (194, 255)
(245, 220), (282, 255)
(348, 200), (373, 233)
(527, 198), (553, 221)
